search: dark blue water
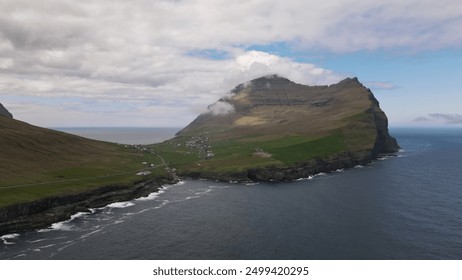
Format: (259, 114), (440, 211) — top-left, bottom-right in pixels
(1, 128), (462, 259)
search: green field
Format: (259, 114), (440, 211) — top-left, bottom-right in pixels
(151, 130), (354, 176)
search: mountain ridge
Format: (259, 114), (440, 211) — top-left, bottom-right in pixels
(161, 75), (399, 181)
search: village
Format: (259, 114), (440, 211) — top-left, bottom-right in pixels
(184, 134), (215, 160)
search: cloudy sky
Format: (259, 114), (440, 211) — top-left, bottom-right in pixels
(1, 0), (461, 127)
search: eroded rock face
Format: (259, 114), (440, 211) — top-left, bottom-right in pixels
(0, 103), (12, 118)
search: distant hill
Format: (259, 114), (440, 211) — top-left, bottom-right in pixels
(158, 75), (399, 181)
(0, 111), (171, 234)
(0, 103), (12, 118)
(0, 114), (164, 205)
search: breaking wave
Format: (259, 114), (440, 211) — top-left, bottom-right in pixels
(1, 233), (20, 245)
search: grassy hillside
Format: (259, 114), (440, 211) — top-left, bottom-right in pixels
(0, 116), (166, 207)
(151, 76), (397, 178)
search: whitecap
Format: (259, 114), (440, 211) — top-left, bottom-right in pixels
(195, 189), (213, 195)
(354, 165), (364, 168)
(174, 181), (186, 186)
(245, 182), (259, 186)
(335, 169), (344, 172)
(48, 221), (75, 232)
(38, 244), (57, 249)
(69, 211), (91, 221)
(1, 233), (20, 245)
(136, 192), (161, 201)
(136, 181), (181, 201)
(106, 201), (135, 209)
(81, 228), (103, 239)
(296, 176), (314, 181)
(27, 238), (47, 244)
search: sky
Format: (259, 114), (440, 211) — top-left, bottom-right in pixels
(1, 0), (461, 128)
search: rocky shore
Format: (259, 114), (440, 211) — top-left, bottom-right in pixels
(180, 149), (394, 182)
(0, 175), (176, 236)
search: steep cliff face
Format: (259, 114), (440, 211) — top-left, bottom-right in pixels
(169, 75), (399, 181)
(0, 103), (12, 118)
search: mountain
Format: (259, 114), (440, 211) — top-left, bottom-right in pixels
(0, 103), (12, 118)
(158, 75), (399, 181)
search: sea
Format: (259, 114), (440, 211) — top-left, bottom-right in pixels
(1, 127), (461, 260)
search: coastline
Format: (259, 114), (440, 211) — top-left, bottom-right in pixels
(0, 175), (176, 236)
(179, 150), (392, 182)
(0, 149), (397, 236)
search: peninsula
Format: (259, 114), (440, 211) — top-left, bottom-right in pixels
(0, 76), (398, 234)
(151, 75), (399, 181)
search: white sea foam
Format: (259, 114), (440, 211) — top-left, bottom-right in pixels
(69, 211), (91, 220)
(27, 238), (47, 244)
(1, 233), (20, 245)
(354, 165), (364, 168)
(296, 175), (314, 181)
(195, 188), (213, 195)
(48, 221), (75, 232)
(136, 183), (176, 201)
(38, 244), (57, 249)
(335, 169), (344, 172)
(81, 228), (103, 239)
(245, 182), (259, 186)
(106, 201), (135, 209)
(136, 192), (161, 201)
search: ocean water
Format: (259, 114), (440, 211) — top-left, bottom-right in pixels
(1, 128), (462, 259)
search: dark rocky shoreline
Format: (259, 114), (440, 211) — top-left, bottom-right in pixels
(180, 150), (395, 182)
(0, 176), (176, 236)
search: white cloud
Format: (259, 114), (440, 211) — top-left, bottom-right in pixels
(0, 0), (461, 126)
(414, 113), (462, 124)
(207, 101), (235, 116)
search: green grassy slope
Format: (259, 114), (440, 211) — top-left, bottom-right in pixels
(0, 116), (166, 207)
